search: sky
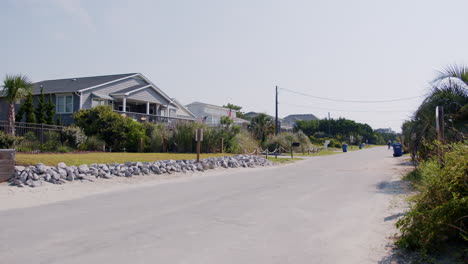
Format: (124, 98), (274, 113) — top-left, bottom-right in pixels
(1, 0), (468, 132)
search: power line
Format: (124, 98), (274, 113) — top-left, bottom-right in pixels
(280, 102), (411, 113)
(280, 88), (424, 103)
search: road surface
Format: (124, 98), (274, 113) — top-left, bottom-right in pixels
(0, 147), (405, 264)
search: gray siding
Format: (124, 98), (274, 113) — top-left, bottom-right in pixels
(0, 98), (8, 121)
(127, 88), (170, 105)
(81, 77), (147, 109)
(3, 94), (78, 125)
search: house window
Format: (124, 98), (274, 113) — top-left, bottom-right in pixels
(56, 95), (73, 113)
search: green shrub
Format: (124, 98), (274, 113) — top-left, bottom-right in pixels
(62, 125), (87, 148)
(0, 131), (23, 149)
(232, 130), (259, 154)
(396, 142), (468, 253)
(73, 106), (145, 152)
(81, 135), (106, 151)
(172, 123), (197, 152)
(55, 145), (72, 153)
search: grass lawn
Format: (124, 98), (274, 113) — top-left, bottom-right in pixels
(267, 157), (302, 164)
(15, 152), (233, 166)
(295, 149), (342, 156)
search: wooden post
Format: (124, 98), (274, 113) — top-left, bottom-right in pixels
(221, 137), (224, 153)
(290, 146), (293, 159)
(0, 149), (15, 183)
(139, 138), (143, 153)
(196, 140), (201, 163)
(195, 128), (203, 163)
(265, 149), (268, 159)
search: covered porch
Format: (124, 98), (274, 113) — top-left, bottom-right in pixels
(111, 97), (191, 123)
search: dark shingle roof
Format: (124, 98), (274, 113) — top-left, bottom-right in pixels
(31, 73), (137, 95)
(283, 114), (318, 122)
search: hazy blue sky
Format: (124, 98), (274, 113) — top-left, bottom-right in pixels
(2, 0), (467, 132)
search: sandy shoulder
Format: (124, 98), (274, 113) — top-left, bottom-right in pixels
(0, 163), (288, 211)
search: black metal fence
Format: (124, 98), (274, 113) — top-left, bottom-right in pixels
(0, 121), (66, 153)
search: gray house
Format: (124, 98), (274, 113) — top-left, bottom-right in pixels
(282, 114), (318, 128)
(0, 73), (196, 125)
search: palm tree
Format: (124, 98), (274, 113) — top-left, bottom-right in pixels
(248, 113), (274, 143)
(402, 66), (468, 161)
(2, 74), (33, 136)
(433, 64), (468, 87)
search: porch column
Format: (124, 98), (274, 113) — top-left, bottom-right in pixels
(122, 97), (127, 112)
(156, 105), (160, 115)
(146, 101), (150, 115)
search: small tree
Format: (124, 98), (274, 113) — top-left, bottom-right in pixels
(220, 116), (233, 128)
(56, 115), (62, 126)
(45, 95), (55, 125)
(15, 104), (25, 122)
(223, 103), (247, 119)
(23, 93), (35, 123)
(2, 74), (33, 135)
(35, 88), (46, 124)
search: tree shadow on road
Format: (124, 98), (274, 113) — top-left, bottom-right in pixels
(375, 180), (410, 195)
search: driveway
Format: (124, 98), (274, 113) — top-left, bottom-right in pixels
(0, 147), (405, 264)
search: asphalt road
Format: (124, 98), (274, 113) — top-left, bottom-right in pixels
(0, 147), (402, 264)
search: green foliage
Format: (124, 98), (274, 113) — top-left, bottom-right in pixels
(15, 103), (25, 122)
(0, 131), (23, 148)
(323, 138), (341, 148)
(35, 88), (46, 124)
(45, 95), (55, 125)
(267, 131), (312, 152)
(232, 130), (260, 154)
(223, 103), (247, 119)
(295, 118), (378, 145)
(2, 74), (32, 104)
(62, 125), (87, 148)
(23, 93), (35, 123)
(396, 142), (468, 252)
(249, 113), (274, 144)
(220, 116), (234, 127)
(401, 66), (468, 161)
(38, 131), (62, 152)
(56, 115), (62, 126)
(2, 74), (33, 135)
(73, 105), (145, 152)
(81, 135), (106, 151)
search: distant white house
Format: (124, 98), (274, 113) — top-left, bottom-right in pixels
(185, 102), (249, 126)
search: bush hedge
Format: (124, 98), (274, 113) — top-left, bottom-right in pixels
(396, 141), (468, 253)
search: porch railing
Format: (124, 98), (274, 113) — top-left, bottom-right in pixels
(113, 110), (194, 123)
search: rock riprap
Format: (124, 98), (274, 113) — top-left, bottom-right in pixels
(9, 155), (273, 188)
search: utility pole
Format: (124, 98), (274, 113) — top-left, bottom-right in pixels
(275, 85), (279, 135)
(328, 112), (331, 136)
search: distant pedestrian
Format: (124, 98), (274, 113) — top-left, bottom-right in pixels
(387, 140), (392, 149)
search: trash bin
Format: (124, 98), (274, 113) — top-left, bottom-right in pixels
(342, 144), (348, 152)
(392, 143), (402, 157)
(359, 143), (363, 149)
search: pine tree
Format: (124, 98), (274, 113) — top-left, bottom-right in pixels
(35, 88), (46, 124)
(23, 93), (35, 123)
(15, 104), (25, 122)
(45, 95), (55, 125)
(56, 115), (63, 126)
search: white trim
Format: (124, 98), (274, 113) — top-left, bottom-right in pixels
(77, 74), (139, 92)
(110, 84), (152, 96)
